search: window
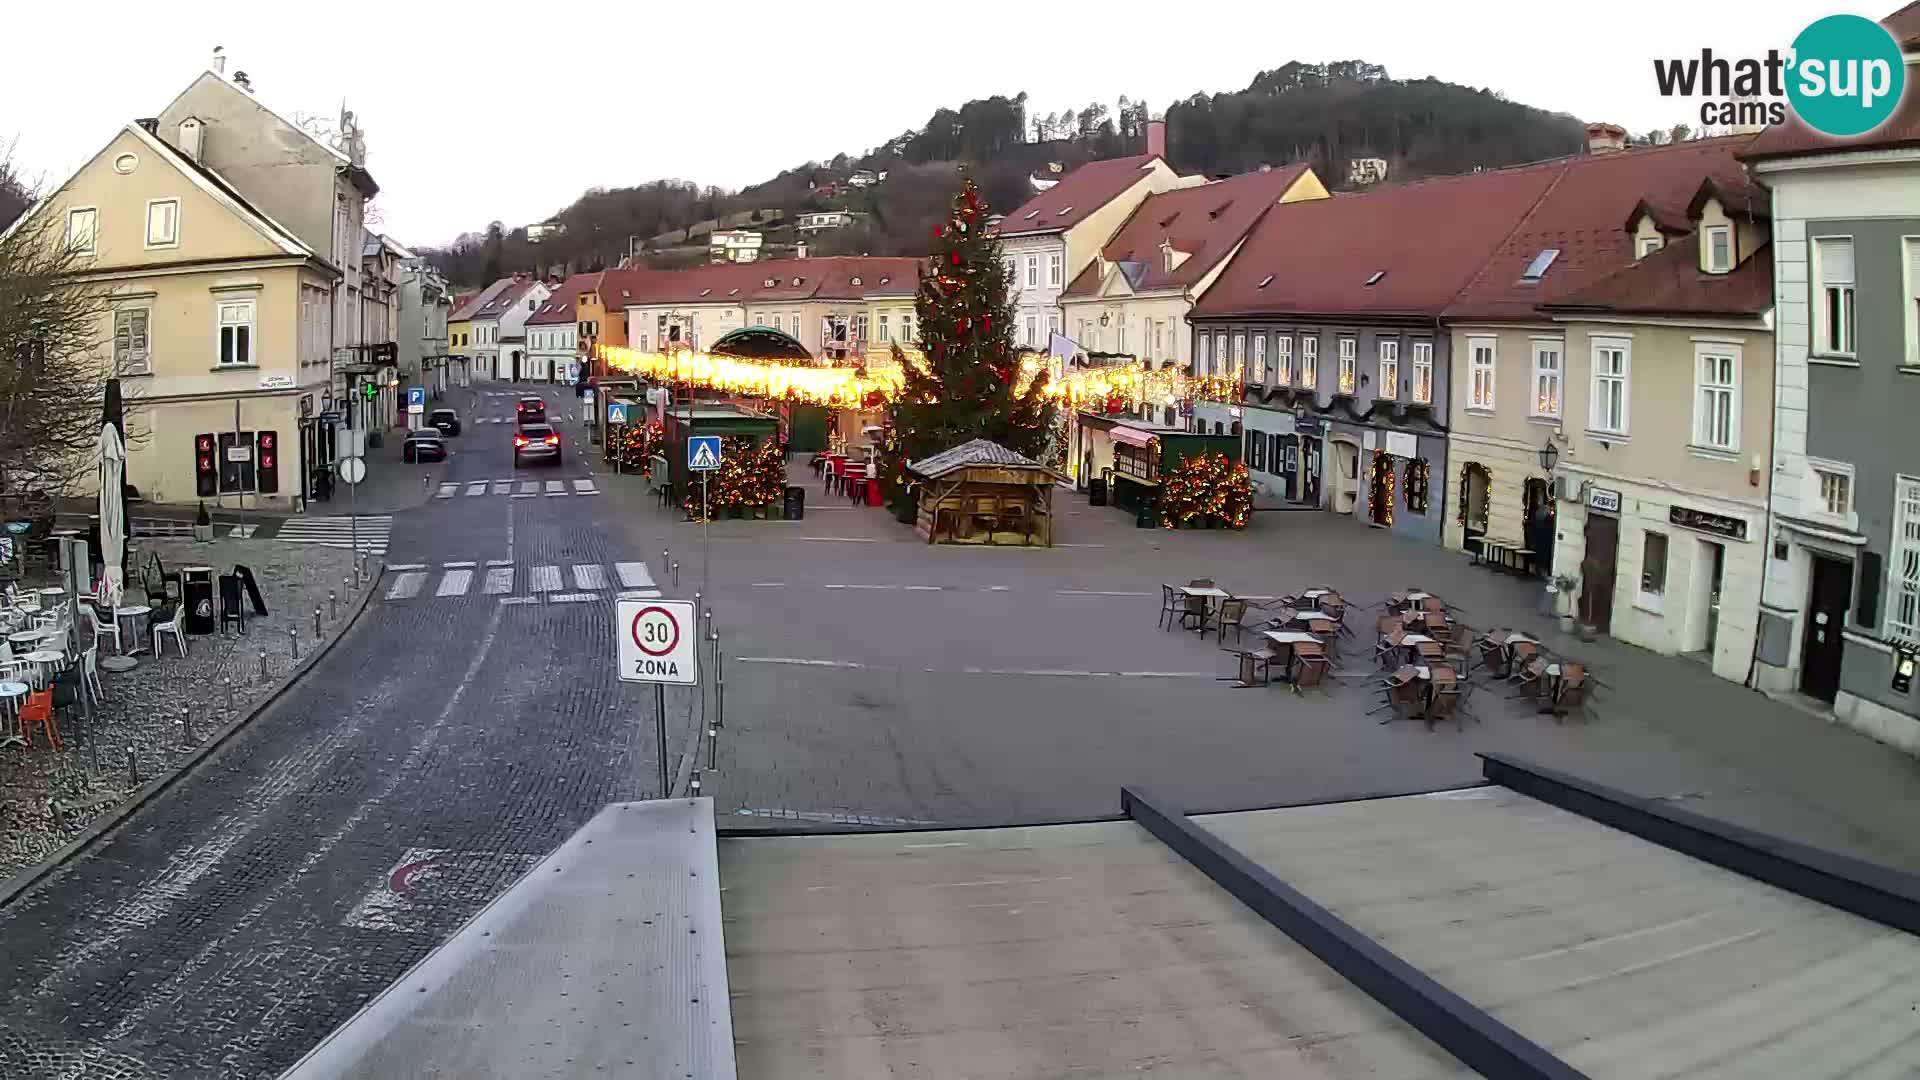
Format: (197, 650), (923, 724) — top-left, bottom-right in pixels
(1812, 462), (1853, 521)
(1274, 336), (1293, 385)
(1520, 248), (1560, 282)
(1002, 258), (1014, 283)
(1908, 237), (1920, 366)
(1231, 333), (1246, 378)
(1216, 333), (1230, 377)
(66, 208), (96, 254)
(1638, 236), (1663, 258)
(1300, 336), (1318, 389)
(1639, 531), (1669, 610)
(790, 315), (800, 336)
(1023, 315), (1035, 346)
(1468, 337), (1496, 409)
(878, 314), (890, 342)
(1377, 340), (1398, 400)
(1890, 476), (1920, 641)
(1815, 237), (1855, 356)
(1047, 253), (1062, 287)
(1337, 337), (1356, 393)
(217, 299), (255, 366)
(1693, 345), (1739, 451)
(1197, 333), (1211, 374)
(1046, 313), (1059, 340)
(114, 308), (150, 375)
(1252, 335), (1267, 382)
(1411, 341), (1432, 403)
(1025, 256), (1038, 288)
(1704, 226), (1732, 273)
(1117, 323), (1126, 354)
(1590, 339), (1631, 435)
(1530, 340), (1562, 417)
(145, 199), (179, 247)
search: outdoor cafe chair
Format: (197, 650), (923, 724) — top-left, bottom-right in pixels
(1157, 585), (1182, 631)
(85, 605), (122, 653)
(78, 644), (103, 705)
(1511, 658), (1548, 700)
(1210, 598), (1251, 645)
(1551, 672), (1591, 721)
(152, 607), (188, 659)
(0, 643), (31, 685)
(1226, 644), (1277, 687)
(1428, 684), (1464, 730)
(17, 687), (60, 752)
(1291, 650), (1331, 695)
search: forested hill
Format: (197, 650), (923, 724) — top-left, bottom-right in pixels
(422, 60), (1586, 287)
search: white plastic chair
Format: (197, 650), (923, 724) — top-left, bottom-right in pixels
(0, 643), (31, 684)
(86, 605), (123, 653)
(153, 608), (188, 659)
(79, 643), (103, 704)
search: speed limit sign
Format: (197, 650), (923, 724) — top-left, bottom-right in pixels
(616, 597), (697, 684)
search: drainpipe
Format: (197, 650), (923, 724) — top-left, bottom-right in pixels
(1745, 205), (1777, 691)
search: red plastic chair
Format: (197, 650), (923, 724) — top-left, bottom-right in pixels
(18, 687), (60, 751)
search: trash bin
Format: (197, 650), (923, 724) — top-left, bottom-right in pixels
(783, 485), (806, 521)
(182, 566), (216, 635)
(1088, 478), (1107, 506)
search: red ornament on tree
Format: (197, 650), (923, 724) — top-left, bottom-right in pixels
(950, 251), (960, 266)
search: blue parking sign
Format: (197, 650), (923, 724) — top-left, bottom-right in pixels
(687, 435), (722, 471)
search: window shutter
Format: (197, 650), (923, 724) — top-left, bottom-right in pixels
(1909, 238), (1920, 297)
(1818, 237), (1854, 283)
(1858, 550), (1882, 628)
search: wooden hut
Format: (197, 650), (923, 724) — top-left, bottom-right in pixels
(908, 439), (1060, 546)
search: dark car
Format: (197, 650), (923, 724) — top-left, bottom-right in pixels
(402, 429), (448, 463)
(513, 423), (561, 467)
(427, 408), (462, 436)
(516, 397), (547, 425)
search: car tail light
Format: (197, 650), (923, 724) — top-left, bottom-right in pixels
(514, 436), (529, 446)
(545, 436), (559, 446)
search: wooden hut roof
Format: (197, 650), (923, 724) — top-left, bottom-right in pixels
(907, 439), (1049, 480)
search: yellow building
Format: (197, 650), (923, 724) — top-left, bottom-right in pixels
(18, 120), (339, 510)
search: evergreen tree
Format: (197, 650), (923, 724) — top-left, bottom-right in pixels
(884, 177), (1055, 517)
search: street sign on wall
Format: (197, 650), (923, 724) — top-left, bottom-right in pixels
(616, 598), (697, 685)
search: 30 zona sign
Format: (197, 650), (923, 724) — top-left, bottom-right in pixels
(616, 597), (698, 684)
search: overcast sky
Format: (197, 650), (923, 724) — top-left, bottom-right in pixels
(6, 0), (1820, 248)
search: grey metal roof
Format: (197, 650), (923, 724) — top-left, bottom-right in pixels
(907, 439), (1047, 479)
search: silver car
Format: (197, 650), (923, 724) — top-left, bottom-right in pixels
(513, 423), (561, 467)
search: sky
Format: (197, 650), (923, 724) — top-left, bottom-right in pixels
(2, 0), (1823, 249)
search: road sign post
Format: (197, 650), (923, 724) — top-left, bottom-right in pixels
(688, 435), (721, 593)
(617, 597), (698, 796)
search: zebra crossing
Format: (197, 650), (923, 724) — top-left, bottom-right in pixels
(381, 560), (660, 605)
(435, 478), (599, 500)
(272, 515), (392, 555)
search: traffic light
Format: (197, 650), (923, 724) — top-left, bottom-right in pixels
(194, 433), (217, 497)
(256, 430), (279, 494)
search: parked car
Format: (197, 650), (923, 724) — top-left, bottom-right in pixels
(513, 423), (561, 467)
(427, 408), (462, 436)
(516, 397), (547, 425)
(402, 429), (448, 463)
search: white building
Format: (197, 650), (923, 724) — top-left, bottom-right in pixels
(469, 276), (551, 382)
(527, 273), (596, 384)
(709, 229), (763, 263)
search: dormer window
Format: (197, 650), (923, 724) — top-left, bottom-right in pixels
(879, 276), (890, 285)
(699, 288), (712, 297)
(1364, 271), (1386, 287)
(1520, 248), (1560, 283)
(792, 277), (803, 286)
(1023, 209), (1040, 220)
(1704, 226), (1733, 273)
(850, 276), (862, 285)
(764, 278), (776, 287)
(729, 288), (740, 296)
(1257, 274), (1274, 289)
(1637, 236), (1664, 258)
(1058, 206), (1073, 216)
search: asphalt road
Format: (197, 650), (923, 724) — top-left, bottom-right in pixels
(0, 384), (692, 1080)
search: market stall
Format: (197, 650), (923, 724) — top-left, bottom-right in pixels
(907, 439), (1059, 547)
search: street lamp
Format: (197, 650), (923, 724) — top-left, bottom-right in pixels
(1538, 437), (1559, 472)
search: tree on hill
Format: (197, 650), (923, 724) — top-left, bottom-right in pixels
(883, 178), (1054, 519)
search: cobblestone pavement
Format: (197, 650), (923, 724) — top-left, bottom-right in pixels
(1, 537), (362, 880)
(601, 464), (1920, 875)
(0, 385), (685, 1079)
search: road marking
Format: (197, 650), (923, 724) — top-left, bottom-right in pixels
(822, 584), (846, 589)
(386, 572), (425, 600)
(1057, 589), (1153, 597)
(572, 564), (606, 589)
(929, 877), (1073, 889)
(984, 585), (1011, 591)
(1055, 543), (1107, 548)
(486, 558), (514, 567)
(436, 569), (473, 597)
(529, 565), (562, 592)
(734, 807), (941, 827)
(483, 567), (514, 594)
(465, 482), (487, 497)
(1118, 670), (1218, 678)
(518, 481), (539, 494)
(620, 588), (662, 598)
(435, 484), (457, 499)
(737, 657), (868, 668)
(903, 585), (945, 591)
(386, 563), (426, 572)
(544, 480), (565, 495)
(443, 560), (476, 568)
(510, 493), (537, 499)
(904, 841), (969, 849)
(844, 584), (896, 590)
(498, 596), (538, 605)
(800, 537), (877, 543)
(549, 592), (599, 603)
(614, 562), (654, 589)
(491, 480), (513, 495)
(573, 478), (598, 494)
(750, 581), (786, 587)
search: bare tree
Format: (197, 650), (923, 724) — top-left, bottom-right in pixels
(0, 155), (130, 501)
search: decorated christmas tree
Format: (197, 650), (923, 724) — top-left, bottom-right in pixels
(884, 177), (1056, 518)
(1158, 451), (1253, 529)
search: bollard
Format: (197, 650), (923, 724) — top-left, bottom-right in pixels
(126, 748), (139, 785)
(708, 724), (718, 770)
(672, 562), (680, 587)
(88, 734), (100, 778)
(690, 771), (702, 800)
(289, 627), (299, 662)
(314, 606), (322, 640)
(717, 672), (725, 734)
(225, 678), (236, 712)
(661, 548), (670, 571)
(181, 707), (195, 746)
(259, 649), (268, 681)
(330, 590), (338, 620)
(48, 799), (67, 834)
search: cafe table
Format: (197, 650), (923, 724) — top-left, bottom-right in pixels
(102, 604), (151, 672)
(23, 649), (65, 690)
(1178, 585), (1230, 635)
(1262, 629), (1322, 682)
(8, 628), (50, 647)
(0, 679), (26, 747)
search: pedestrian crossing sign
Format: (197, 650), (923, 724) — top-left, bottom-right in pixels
(688, 435), (722, 471)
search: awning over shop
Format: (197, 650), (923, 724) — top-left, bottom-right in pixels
(1110, 426), (1158, 449)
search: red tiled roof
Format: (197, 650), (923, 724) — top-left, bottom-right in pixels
(1886, 1), (1920, 47)
(527, 272), (600, 326)
(473, 277), (540, 320)
(1743, 6), (1920, 160)
(993, 155), (1165, 237)
(449, 279), (514, 322)
(1191, 164), (1564, 319)
(1062, 165), (1312, 299)
(1443, 135), (1757, 321)
(1543, 233), (1773, 318)
(604, 257), (924, 307)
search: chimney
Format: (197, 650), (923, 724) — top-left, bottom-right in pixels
(179, 117), (204, 162)
(1146, 118), (1167, 159)
(796, 241), (808, 259)
(212, 45), (226, 75)
(233, 70), (253, 93)
(1585, 122), (1627, 155)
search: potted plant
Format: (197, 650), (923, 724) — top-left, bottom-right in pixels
(1576, 558), (1607, 640)
(1552, 573), (1578, 632)
(193, 501), (214, 543)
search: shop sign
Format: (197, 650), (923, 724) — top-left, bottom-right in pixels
(1588, 487), (1622, 513)
(1669, 504), (1749, 542)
